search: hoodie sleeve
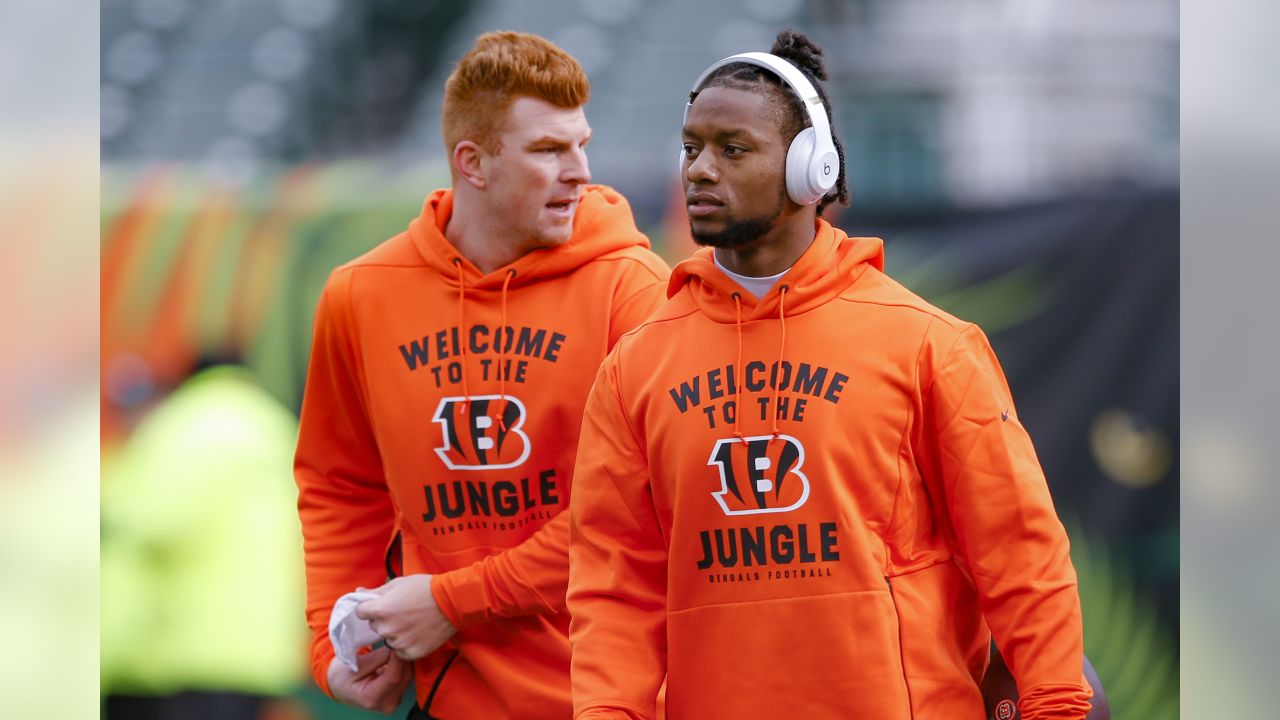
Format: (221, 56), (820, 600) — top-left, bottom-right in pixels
(567, 356), (668, 720)
(294, 269), (396, 698)
(428, 260), (670, 629)
(916, 323), (1092, 720)
(429, 513), (570, 628)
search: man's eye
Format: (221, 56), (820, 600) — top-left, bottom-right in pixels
(682, 144), (699, 158)
(724, 146), (746, 156)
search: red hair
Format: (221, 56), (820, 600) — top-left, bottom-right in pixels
(442, 31), (590, 154)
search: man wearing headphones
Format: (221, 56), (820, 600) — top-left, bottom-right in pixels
(295, 31), (668, 719)
(566, 30), (1093, 719)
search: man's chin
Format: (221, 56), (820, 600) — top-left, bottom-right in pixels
(535, 225), (574, 248)
(691, 195), (784, 249)
(691, 225), (751, 250)
(689, 220), (729, 248)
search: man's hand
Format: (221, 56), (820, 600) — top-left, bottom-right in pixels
(356, 574), (458, 661)
(327, 646), (413, 714)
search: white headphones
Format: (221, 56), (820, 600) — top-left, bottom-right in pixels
(683, 51), (840, 206)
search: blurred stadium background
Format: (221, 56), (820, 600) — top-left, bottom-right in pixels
(100, 0), (1178, 718)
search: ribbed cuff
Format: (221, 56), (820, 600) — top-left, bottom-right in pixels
(1017, 681), (1094, 720)
(311, 640), (336, 699)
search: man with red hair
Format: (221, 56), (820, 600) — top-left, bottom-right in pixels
(295, 31), (668, 718)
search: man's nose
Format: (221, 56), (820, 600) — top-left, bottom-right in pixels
(562, 145), (591, 184)
(686, 150), (718, 184)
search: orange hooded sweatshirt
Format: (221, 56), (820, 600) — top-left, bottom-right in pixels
(567, 219), (1093, 720)
(295, 185), (669, 719)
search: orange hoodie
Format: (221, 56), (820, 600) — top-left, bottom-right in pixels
(295, 185), (669, 719)
(567, 219), (1093, 720)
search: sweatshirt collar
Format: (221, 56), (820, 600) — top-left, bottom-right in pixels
(407, 185), (651, 290)
(668, 219), (885, 322)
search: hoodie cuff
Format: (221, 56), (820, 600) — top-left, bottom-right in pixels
(432, 565), (488, 630)
(311, 636), (337, 699)
(1017, 682), (1094, 720)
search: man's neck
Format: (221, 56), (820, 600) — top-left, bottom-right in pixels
(445, 193), (528, 274)
(714, 210), (815, 277)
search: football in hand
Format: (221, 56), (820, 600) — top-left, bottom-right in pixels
(981, 649), (1109, 720)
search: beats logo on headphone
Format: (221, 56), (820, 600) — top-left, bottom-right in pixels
(681, 51), (840, 206)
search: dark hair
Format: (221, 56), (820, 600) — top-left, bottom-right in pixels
(698, 30), (850, 214)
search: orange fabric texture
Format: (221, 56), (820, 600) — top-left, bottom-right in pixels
(295, 185), (669, 718)
(567, 220), (1092, 719)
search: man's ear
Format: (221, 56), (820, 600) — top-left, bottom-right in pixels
(453, 141), (487, 189)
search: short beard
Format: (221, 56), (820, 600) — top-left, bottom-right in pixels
(690, 198), (783, 249)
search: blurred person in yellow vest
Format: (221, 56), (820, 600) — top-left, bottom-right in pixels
(101, 358), (308, 720)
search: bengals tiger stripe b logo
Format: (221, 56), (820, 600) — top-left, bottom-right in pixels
(432, 395), (531, 470)
(707, 434), (810, 516)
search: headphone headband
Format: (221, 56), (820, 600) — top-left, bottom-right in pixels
(686, 52), (833, 145)
(683, 51), (840, 206)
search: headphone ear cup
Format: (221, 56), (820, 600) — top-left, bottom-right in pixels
(812, 147), (839, 197)
(785, 127), (820, 205)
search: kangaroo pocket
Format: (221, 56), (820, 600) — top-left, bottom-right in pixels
(665, 591), (913, 720)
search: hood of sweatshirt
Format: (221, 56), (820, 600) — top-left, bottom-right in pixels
(667, 218), (884, 322)
(408, 184), (652, 290)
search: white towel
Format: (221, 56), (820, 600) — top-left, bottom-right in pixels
(328, 590), (382, 672)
